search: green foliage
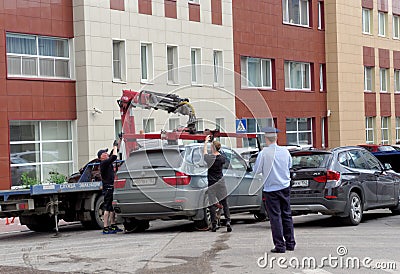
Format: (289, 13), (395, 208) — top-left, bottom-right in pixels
(47, 170), (67, 184)
(20, 172), (41, 188)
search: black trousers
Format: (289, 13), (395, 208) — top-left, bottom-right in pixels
(208, 180), (230, 226)
(264, 187), (295, 251)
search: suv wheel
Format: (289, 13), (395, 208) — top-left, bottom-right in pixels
(342, 192), (363, 226)
(123, 219), (150, 233)
(194, 208), (211, 230)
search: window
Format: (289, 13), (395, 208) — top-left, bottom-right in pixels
(319, 64), (325, 91)
(365, 117), (375, 144)
(169, 118), (179, 130)
(396, 117), (400, 143)
(191, 48), (202, 84)
(216, 118), (225, 145)
(347, 150), (369, 169)
(284, 61), (311, 90)
(380, 68), (388, 92)
(394, 15), (400, 39)
(189, 0), (199, 3)
(378, 12), (387, 36)
(321, 117), (326, 148)
(140, 43), (153, 83)
(241, 57), (272, 88)
(9, 121), (73, 187)
(6, 33), (70, 78)
(114, 119), (122, 140)
(395, 70), (400, 92)
(362, 8), (371, 34)
(318, 1), (324, 30)
(282, 0), (309, 27)
(243, 118), (274, 147)
(286, 118), (313, 146)
(167, 45), (178, 84)
(361, 150), (382, 171)
(195, 118), (204, 131)
(381, 117), (390, 144)
(364, 66), (373, 91)
(213, 50), (224, 86)
(113, 40), (126, 81)
(143, 118), (155, 133)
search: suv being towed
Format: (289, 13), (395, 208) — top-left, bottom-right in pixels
(113, 143), (265, 232)
(290, 146), (400, 225)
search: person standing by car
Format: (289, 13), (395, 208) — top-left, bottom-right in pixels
(254, 127), (296, 253)
(98, 140), (123, 234)
(203, 135), (232, 232)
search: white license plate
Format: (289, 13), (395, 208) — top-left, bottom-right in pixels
(292, 180), (309, 187)
(132, 178), (156, 186)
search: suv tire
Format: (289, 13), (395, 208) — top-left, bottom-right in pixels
(341, 192), (363, 226)
(123, 219), (150, 233)
(193, 208), (211, 230)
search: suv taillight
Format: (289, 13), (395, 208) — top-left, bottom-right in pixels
(314, 170), (340, 183)
(163, 171), (191, 186)
(114, 179), (127, 188)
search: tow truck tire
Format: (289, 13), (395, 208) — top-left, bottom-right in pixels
(193, 208), (211, 230)
(20, 215), (57, 232)
(123, 219), (150, 233)
(81, 195), (104, 229)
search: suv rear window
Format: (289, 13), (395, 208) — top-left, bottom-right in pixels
(291, 152), (331, 168)
(125, 149), (183, 169)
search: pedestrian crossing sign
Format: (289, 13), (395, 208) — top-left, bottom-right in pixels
(236, 119), (247, 133)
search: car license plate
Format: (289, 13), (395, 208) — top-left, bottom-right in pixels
(132, 178), (156, 186)
(292, 180), (309, 187)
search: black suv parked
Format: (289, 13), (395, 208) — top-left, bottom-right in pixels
(290, 146), (400, 225)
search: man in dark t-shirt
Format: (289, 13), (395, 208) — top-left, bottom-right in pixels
(98, 140), (122, 234)
(203, 135), (232, 232)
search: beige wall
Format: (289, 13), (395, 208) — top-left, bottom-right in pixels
(325, 0), (399, 147)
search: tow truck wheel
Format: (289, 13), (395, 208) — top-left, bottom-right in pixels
(20, 215), (57, 232)
(123, 219), (150, 233)
(81, 195), (104, 229)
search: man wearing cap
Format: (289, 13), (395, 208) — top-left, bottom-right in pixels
(254, 127), (296, 253)
(98, 140), (123, 234)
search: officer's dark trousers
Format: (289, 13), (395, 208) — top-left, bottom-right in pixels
(264, 187), (296, 251)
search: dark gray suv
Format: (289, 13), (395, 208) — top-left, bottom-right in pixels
(113, 143), (266, 232)
(290, 146), (400, 225)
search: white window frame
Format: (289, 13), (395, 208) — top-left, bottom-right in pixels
(318, 1), (323, 30)
(284, 61), (311, 91)
(364, 66), (373, 92)
(112, 39), (126, 82)
(394, 14), (400, 39)
(240, 56), (272, 88)
(191, 48), (202, 85)
(282, 0), (310, 27)
(167, 45), (179, 85)
(381, 117), (390, 144)
(286, 118), (313, 146)
(366, 117), (375, 144)
(380, 68), (388, 92)
(6, 33), (71, 79)
(213, 50), (224, 87)
(395, 69), (400, 93)
(378, 11), (387, 37)
(362, 8), (371, 34)
(143, 118), (155, 133)
(396, 117), (400, 143)
(140, 42), (154, 83)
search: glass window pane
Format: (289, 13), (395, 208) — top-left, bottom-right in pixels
(55, 59), (69, 77)
(298, 118), (311, 131)
(22, 57), (37, 76)
(42, 121), (71, 140)
(248, 58), (261, 87)
(286, 133), (298, 145)
(39, 58), (54, 77)
(286, 118), (297, 131)
(6, 33), (37, 55)
(10, 164), (39, 187)
(141, 45), (148, 80)
(42, 163), (72, 183)
(7, 56), (21, 75)
(42, 142), (72, 162)
(38, 37), (69, 57)
(10, 121), (39, 142)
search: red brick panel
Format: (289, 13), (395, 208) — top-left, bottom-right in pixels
(165, 0), (177, 19)
(364, 92), (377, 117)
(363, 46), (375, 67)
(394, 0), (400, 15)
(189, 2), (200, 22)
(110, 0), (125, 11)
(395, 94), (400, 116)
(139, 0), (152, 15)
(394, 51), (400, 69)
(211, 0), (222, 25)
(362, 0), (373, 9)
(378, 0), (388, 12)
(380, 93), (391, 116)
(379, 48), (390, 68)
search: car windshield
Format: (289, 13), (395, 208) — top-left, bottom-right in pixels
(291, 152), (331, 168)
(124, 148), (183, 170)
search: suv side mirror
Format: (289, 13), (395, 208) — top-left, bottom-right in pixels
(384, 163), (392, 171)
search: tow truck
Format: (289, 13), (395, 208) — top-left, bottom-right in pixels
(0, 89), (259, 232)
